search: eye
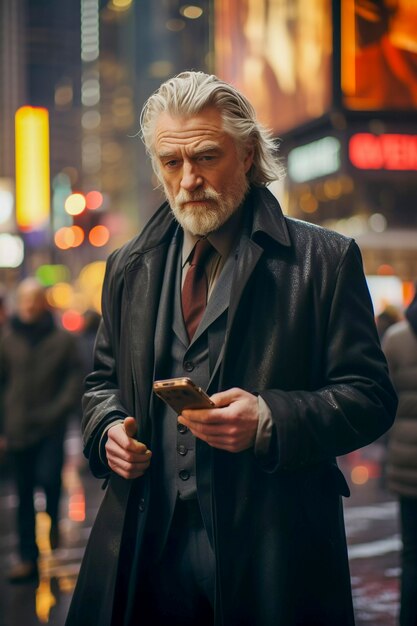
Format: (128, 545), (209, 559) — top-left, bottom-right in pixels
(197, 155), (216, 163)
(164, 159), (180, 169)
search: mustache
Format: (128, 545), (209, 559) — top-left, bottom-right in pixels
(175, 187), (220, 204)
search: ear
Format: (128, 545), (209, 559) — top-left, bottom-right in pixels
(243, 145), (255, 174)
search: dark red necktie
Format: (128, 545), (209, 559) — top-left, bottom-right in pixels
(182, 238), (213, 341)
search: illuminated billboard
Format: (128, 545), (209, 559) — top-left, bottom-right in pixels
(215, 0), (333, 134)
(342, 0), (417, 110)
(15, 106), (50, 231)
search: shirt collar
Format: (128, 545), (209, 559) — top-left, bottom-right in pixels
(182, 205), (244, 266)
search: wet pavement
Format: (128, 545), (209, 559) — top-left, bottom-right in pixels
(0, 428), (401, 626)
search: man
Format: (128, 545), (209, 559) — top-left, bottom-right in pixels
(0, 278), (81, 583)
(66, 72), (397, 626)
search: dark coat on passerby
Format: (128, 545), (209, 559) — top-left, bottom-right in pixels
(384, 293), (417, 498)
(0, 311), (81, 450)
(66, 187), (397, 626)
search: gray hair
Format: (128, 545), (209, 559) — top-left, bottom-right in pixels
(140, 71), (283, 186)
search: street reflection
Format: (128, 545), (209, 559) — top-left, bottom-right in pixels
(340, 442), (400, 625)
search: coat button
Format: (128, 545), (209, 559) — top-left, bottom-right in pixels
(179, 470), (190, 481)
(184, 361), (194, 372)
(177, 444), (188, 456)
(138, 498), (146, 512)
(177, 423), (188, 434)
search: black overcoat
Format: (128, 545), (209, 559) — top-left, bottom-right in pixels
(66, 187), (397, 626)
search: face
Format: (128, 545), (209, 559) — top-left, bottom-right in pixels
(154, 107), (254, 236)
(16, 284), (47, 324)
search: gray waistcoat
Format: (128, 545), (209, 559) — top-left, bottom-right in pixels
(149, 231), (235, 551)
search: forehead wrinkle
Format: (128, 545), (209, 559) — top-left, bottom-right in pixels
(154, 112), (228, 150)
(157, 142), (221, 159)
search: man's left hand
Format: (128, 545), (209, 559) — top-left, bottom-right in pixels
(178, 387), (258, 453)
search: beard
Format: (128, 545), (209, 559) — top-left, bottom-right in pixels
(164, 168), (249, 236)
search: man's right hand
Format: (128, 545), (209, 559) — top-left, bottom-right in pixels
(105, 416), (152, 479)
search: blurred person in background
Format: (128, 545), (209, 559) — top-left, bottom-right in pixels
(0, 287), (8, 469)
(376, 304), (403, 340)
(67, 72), (397, 626)
(0, 278), (81, 583)
(0, 286), (7, 334)
(383, 286), (417, 626)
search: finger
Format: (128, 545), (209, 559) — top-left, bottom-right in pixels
(124, 416), (137, 438)
(109, 463), (149, 479)
(180, 407), (227, 424)
(188, 429), (247, 451)
(105, 439), (151, 464)
(209, 388), (244, 407)
(107, 453), (151, 476)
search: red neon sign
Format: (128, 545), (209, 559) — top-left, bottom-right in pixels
(349, 133), (417, 171)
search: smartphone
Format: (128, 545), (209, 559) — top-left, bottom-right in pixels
(153, 377), (215, 414)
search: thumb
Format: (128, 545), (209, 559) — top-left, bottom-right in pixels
(123, 416), (137, 439)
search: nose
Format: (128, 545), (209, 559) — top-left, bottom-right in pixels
(180, 162), (203, 192)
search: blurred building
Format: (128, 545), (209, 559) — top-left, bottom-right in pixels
(214, 0), (417, 310)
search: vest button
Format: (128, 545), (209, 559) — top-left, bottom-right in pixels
(177, 423), (188, 434)
(179, 470), (190, 481)
(177, 444), (188, 456)
(138, 498), (146, 512)
(184, 361), (194, 372)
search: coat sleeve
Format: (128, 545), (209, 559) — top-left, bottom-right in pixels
(259, 240), (398, 472)
(81, 253), (130, 477)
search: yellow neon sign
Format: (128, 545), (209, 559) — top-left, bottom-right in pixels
(15, 106), (50, 230)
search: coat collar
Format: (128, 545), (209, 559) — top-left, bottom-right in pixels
(125, 185), (291, 263)
(248, 186), (291, 248)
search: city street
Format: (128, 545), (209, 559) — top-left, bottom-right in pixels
(0, 426), (401, 626)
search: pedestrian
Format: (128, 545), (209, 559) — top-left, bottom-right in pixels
(383, 286), (417, 626)
(0, 287), (9, 470)
(0, 278), (82, 583)
(376, 304), (402, 340)
(66, 71), (397, 626)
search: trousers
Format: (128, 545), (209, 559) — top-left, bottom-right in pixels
(10, 425), (65, 562)
(134, 497), (215, 626)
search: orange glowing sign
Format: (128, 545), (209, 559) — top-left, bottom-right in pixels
(342, 0), (417, 110)
(349, 133), (417, 170)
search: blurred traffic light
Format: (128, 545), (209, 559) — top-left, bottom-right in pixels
(15, 106), (50, 231)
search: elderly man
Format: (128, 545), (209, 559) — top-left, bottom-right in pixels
(0, 278), (81, 582)
(66, 72), (397, 626)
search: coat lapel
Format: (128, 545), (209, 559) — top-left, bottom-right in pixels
(123, 243), (170, 441)
(154, 234), (184, 370)
(207, 236), (264, 390)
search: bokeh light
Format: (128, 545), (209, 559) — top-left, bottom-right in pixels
(180, 5), (203, 19)
(71, 225), (85, 247)
(65, 193), (86, 216)
(89, 224), (110, 247)
(54, 227), (74, 250)
(47, 282), (74, 309)
(85, 190), (103, 210)
(351, 465), (369, 485)
(61, 309), (84, 332)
